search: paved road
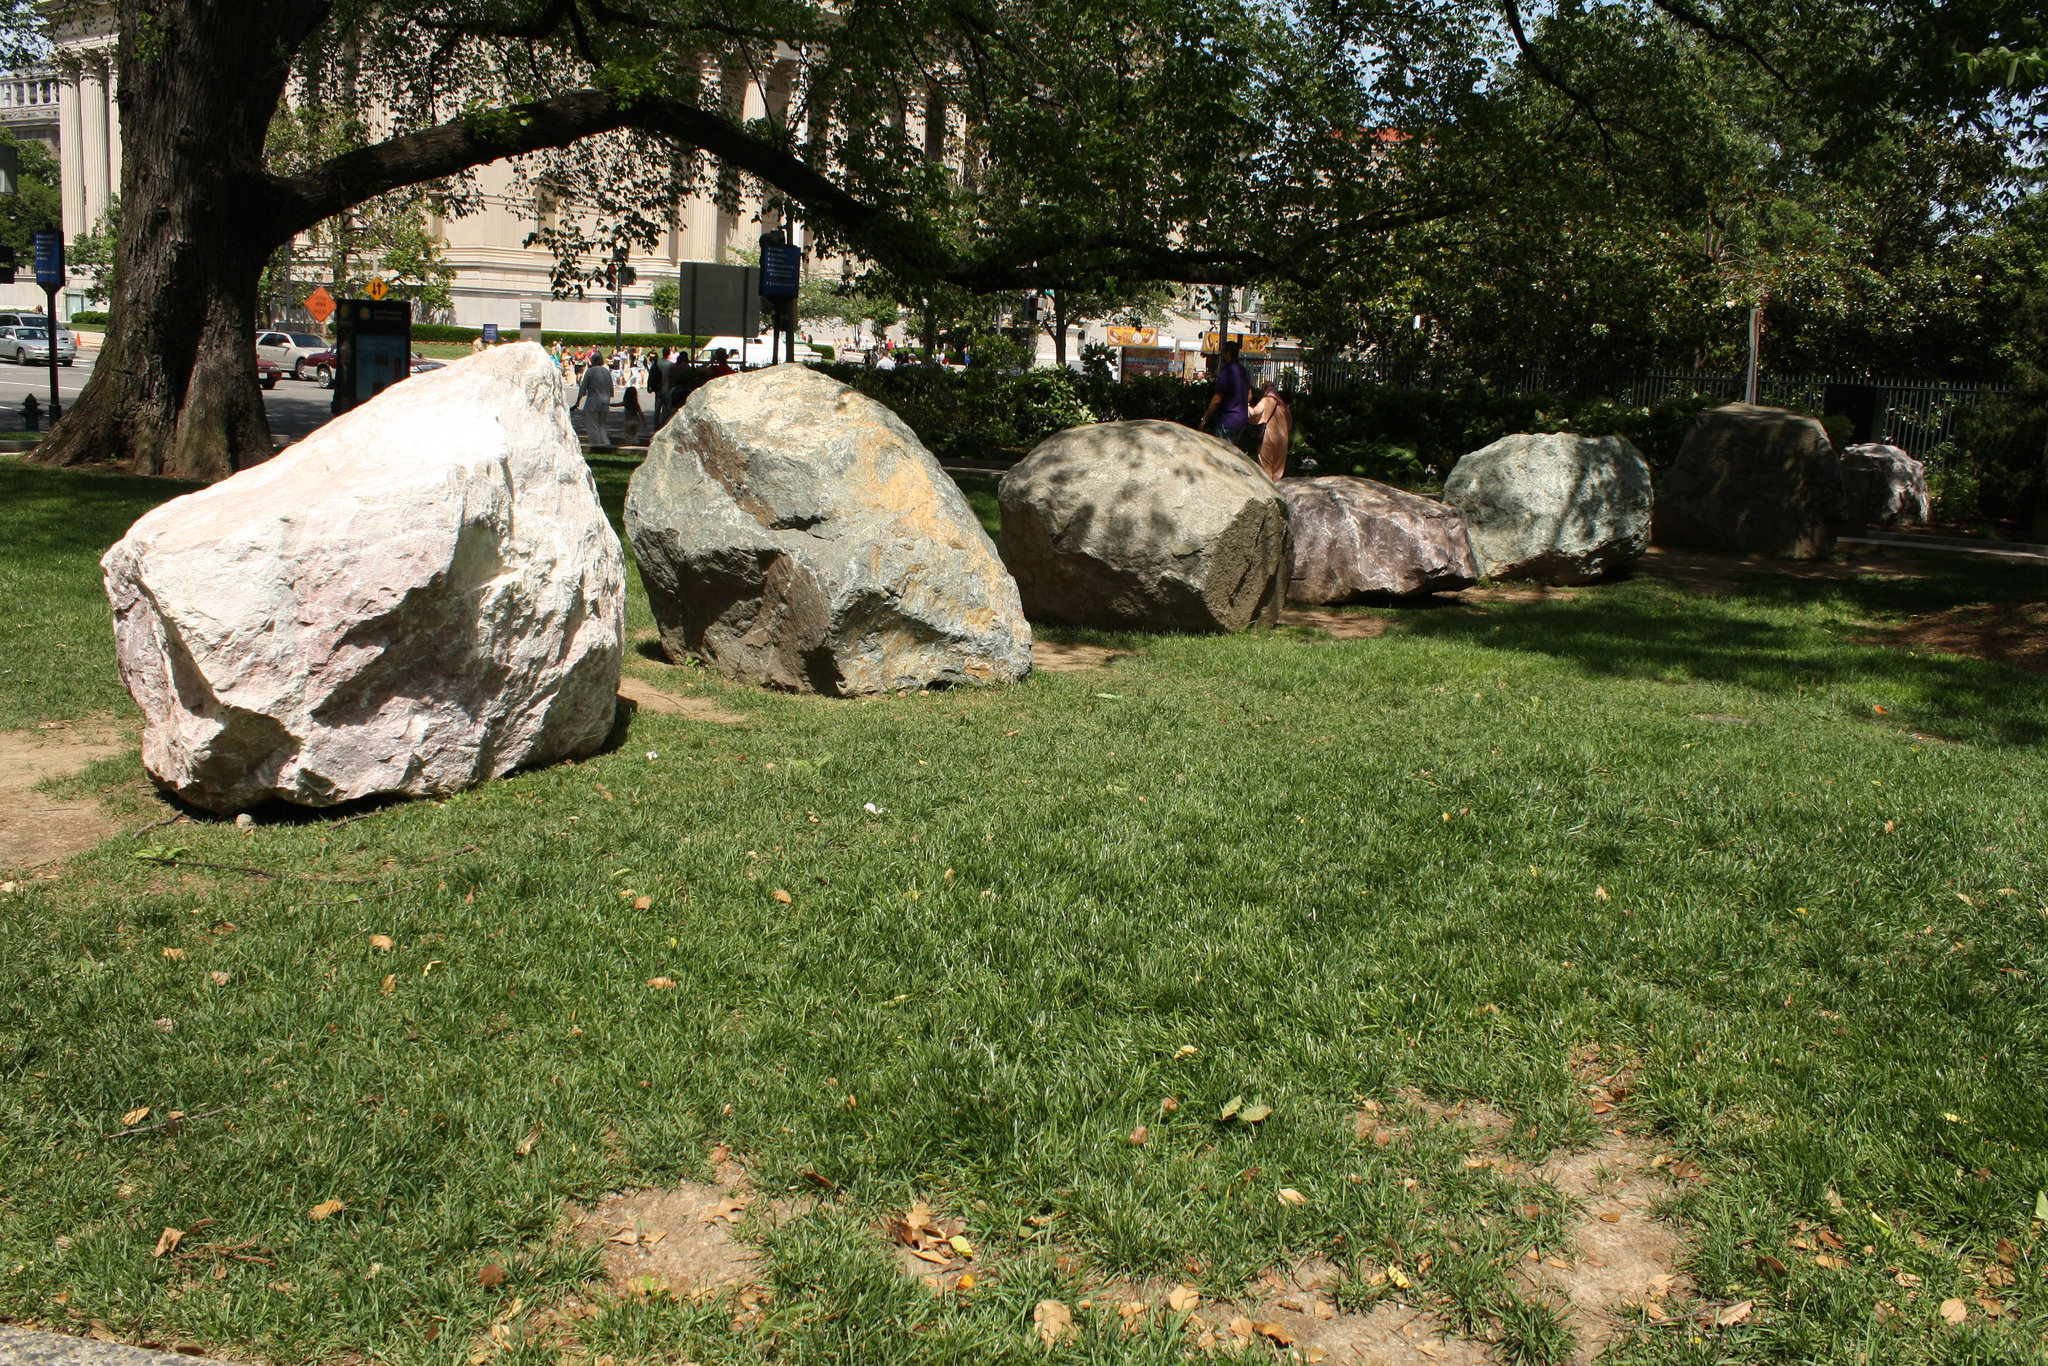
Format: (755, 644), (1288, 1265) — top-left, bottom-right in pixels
(0, 346), (340, 442)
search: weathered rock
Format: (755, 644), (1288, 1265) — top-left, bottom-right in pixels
(1653, 403), (1846, 556)
(624, 365), (1030, 695)
(1440, 433), (1653, 583)
(101, 344), (625, 813)
(1840, 442), (1929, 527)
(1278, 476), (1478, 601)
(996, 420), (1292, 632)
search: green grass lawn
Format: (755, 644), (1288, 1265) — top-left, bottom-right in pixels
(3, 451), (2048, 1365)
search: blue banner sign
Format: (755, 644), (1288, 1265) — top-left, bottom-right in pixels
(32, 230), (61, 287)
(759, 244), (801, 299)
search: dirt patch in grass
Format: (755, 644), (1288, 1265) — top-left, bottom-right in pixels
(1639, 545), (1924, 595)
(618, 676), (749, 724)
(1282, 607), (1394, 639)
(571, 1150), (803, 1297)
(1859, 600), (2048, 674)
(1518, 1134), (1690, 1362)
(1032, 640), (1141, 672)
(0, 724), (130, 868)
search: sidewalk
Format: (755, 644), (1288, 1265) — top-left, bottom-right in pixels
(0, 1326), (239, 1365)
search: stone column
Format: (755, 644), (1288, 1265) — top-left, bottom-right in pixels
(103, 60), (120, 199)
(78, 60), (110, 228)
(57, 75), (83, 237)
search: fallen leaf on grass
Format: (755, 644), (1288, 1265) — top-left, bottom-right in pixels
(1893, 1271), (1923, 1288)
(647, 977), (676, 989)
(1756, 1254), (1787, 1275)
(1227, 1317), (1257, 1342)
(210, 971), (230, 986)
(120, 1107), (150, 1127)
(308, 1200), (345, 1220)
(161, 947), (186, 960)
(1386, 1265), (1410, 1289)
(369, 935), (394, 952)
(478, 1262), (506, 1289)
(1167, 1285), (1200, 1314)
(700, 1196), (749, 1224)
(380, 974), (394, 996)
(1978, 1295), (2005, 1316)
(514, 1126), (542, 1158)
(1253, 1321), (1296, 1346)
(633, 896), (651, 910)
(1034, 1299), (1073, 1345)
(772, 889), (792, 904)
(153, 1227), (183, 1257)
(1239, 1103), (1272, 1123)
(1815, 1254), (1849, 1269)
(1716, 1299), (1753, 1326)
(1277, 1187), (1307, 1206)
(1940, 1298), (1968, 1324)
(1129, 1125), (1148, 1146)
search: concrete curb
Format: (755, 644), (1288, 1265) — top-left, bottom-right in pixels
(0, 1326), (239, 1364)
(1841, 532), (2048, 563)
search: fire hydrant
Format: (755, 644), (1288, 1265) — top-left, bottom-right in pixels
(20, 392), (39, 432)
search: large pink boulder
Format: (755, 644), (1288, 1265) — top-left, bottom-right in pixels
(101, 344), (625, 812)
(1278, 476), (1478, 601)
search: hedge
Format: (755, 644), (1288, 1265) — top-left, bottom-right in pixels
(68, 310), (109, 326)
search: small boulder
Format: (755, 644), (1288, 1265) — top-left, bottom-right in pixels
(102, 344), (626, 813)
(1441, 433), (1653, 583)
(1278, 476), (1478, 601)
(1654, 403), (1846, 556)
(624, 365), (1029, 695)
(997, 420), (1292, 632)
(1840, 442), (1928, 528)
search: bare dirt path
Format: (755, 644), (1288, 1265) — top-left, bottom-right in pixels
(0, 725), (129, 869)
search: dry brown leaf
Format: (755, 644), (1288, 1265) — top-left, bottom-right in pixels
(210, 971), (230, 986)
(161, 947), (186, 960)
(1034, 1299), (1073, 1345)
(1978, 1295), (2005, 1317)
(1226, 1316), (1257, 1342)
(478, 1262), (507, 1289)
(647, 977), (676, 989)
(153, 1227), (183, 1258)
(1304, 1347), (1328, 1363)
(1166, 1284), (1200, 1314)
(1118, 1300), (1148, 1322)
(1277, 1187), (1307, 1206)
(1252, 1321), (1296, 1346)
(1599, 1211), (1621, 1223)
(607, 1228), (638, 1245)
(369, 934), (394, 952)
(1715, 1299), (1753, 1326)
(907, 1246), (952, 1266)
(1313, 1297), (1336, 1319)
(308, 1200), (345, 1221)
(1894, 1271), (1923, 1288)
(514, 1126), (542, 1157)
(1129, 1125), (1148, 1146)
(1815, 1254), (1849, 1270)
(121, 1106), (150, 1127)
(699, 1196), (749, 1224)
(1756, 1254), (1788, 1275)
(1816, 1229), (1846, 1249)
(1940, 1298), (1968, 1324)
(773, 889), (793, 904)
(633, 896), (652, 910)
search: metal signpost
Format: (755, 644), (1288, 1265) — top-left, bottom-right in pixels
(330, 298), (412, 415)
(758, 232), (801, 364)
(675, 262), (761, 360)
(33, 230), (61, 420)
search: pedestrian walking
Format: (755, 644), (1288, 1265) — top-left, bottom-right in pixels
(621, 385), (643, 443)
(575, 354), (615, 447)
(1199, 341), (1255, 457)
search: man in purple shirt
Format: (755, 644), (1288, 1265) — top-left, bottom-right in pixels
(1200, 341), (1256, 456)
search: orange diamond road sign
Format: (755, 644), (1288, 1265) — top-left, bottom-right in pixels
(303, 286), (335, 323)
(365, 279), (389, 302)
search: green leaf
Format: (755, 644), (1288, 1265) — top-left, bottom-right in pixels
(2035, 1190), (2048, 1221)
(1219, 1095), (1243, 1121)
(1239, 1103), (1273, 1123)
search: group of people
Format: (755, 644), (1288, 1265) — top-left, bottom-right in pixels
(557, 342), (734, 447)
(1200, 340), (1293, 481)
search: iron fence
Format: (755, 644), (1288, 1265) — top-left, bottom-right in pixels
(1283, 361), (2009, 459)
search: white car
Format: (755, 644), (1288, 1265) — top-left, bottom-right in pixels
(1, 324), (76, 365)
(255, 330), (333, 379)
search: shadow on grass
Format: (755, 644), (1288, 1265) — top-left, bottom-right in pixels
(0, 459), (200, 557)
(1401, 555), (2048, 747)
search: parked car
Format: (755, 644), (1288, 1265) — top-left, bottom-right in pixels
(303, 349), (336, 387)
(0, 311), (78, 360)
(255, 330), (333, 379)
(409, 354), (446, 375)
(256, 356), (281, 390)
(0, 324), (77, 366)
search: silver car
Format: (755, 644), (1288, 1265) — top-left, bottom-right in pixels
(255, 330), (333, 379)
(2, 324), (76, 365)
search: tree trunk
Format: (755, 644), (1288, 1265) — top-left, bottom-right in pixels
(31, 0), (316, 480)
(1051, 289), (1067, 368)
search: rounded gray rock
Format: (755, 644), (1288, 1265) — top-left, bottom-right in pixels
(1840, 442), (1928, 528)
(1442, 432), (1653, 583)
(1278, 476), (1478, 601)
(1653, 403), (1845, 557)
(996, 420), (1292, 633)
(625, 365), (1030, 696)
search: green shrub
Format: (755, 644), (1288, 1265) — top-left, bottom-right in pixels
(1949, 375), (2048, 531)
(67, 310), (108, 326)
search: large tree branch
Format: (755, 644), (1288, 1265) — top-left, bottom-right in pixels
(1644, 0), (1794, 91)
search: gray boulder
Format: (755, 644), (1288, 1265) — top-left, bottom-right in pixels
(1840, 442), (1929, 527)
(1441, 433), (1653, 583)
(1654, 403), (1845, 556)
(624, 365), (1031, 696)
(997, 420), (1291, 632)
(1278, 476), (1478, 601)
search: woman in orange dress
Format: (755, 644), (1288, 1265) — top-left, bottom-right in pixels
(1247, 382), (1292, 481)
